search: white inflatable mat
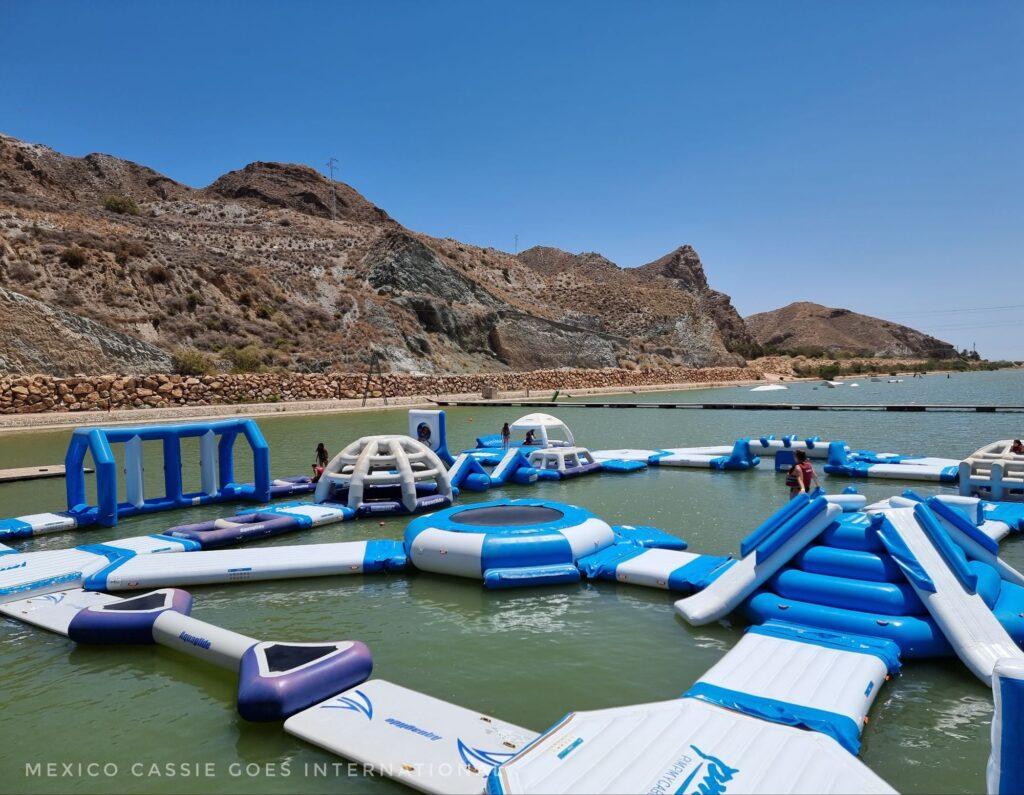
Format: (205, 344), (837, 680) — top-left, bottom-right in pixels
(489, 698), (895, 794)
(590, 449), (659, 462)
(0, 588), (120, 634)
(285, 679), (537, 795)
(690, 624), (891, 750)
(273, 503), (352, 525)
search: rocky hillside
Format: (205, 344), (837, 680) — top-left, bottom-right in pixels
(0, 286), (172, 375)
(0, 132), (760, 376)
(746, 301), (957, 359)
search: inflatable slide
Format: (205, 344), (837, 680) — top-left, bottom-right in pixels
(875, 504), (1024, 683)
(675, 495), (841, 625)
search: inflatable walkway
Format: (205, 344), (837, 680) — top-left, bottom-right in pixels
(675, 495), (841, 625)
(82, 540), (406, 590)
(2, 587), (371, 722)
(826, 442), (960, 483)
(592, 440), (759, 471)
(488, 621), (897, 794)
(0, 501), (356, 603)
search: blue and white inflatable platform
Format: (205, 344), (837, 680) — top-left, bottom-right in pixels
(488, 620), (897, 794)
(825, 442), (960, 483)
(286, 679), (538, 795)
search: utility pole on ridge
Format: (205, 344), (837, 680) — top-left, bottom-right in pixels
(325, 157), (339, 221)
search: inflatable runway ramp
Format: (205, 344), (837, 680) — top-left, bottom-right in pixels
(489, 620), (898, 794)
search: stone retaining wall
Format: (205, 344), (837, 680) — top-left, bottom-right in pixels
(0, 366), (760, 414)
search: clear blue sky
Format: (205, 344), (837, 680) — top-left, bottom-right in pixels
(2, 1), (1021, 358)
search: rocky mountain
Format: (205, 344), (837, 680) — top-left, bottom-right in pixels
(0, 132), (751, 375)
(746, 301), (958, 359)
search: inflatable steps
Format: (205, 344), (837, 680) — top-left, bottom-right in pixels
(745, 501), (1024, 662)
(488, 449), (538, 486)
(675, 495), (841, 625)
(488, 621), (897, 794)
(449, 453), (493, 492)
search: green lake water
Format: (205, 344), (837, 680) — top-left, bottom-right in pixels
(1, 370), (1022, 794)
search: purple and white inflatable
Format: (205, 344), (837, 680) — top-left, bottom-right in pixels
(67, 588), (372, 721)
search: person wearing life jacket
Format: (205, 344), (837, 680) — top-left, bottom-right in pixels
(785, 450), (820, 498)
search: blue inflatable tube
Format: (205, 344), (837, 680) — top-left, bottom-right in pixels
(792, 545), (904, 583)
(770, 568), (925, 617)
(742, 590), (951, 658)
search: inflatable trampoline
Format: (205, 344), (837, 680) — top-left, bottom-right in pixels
(404, 499), (616, 588)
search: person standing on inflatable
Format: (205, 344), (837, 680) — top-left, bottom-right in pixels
(501, 422), (511, 449)
(312, 442), (329, 482)
(786, 450), (820, 498)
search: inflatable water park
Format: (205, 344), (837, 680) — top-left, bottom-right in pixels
(2, 409), (1024, 794)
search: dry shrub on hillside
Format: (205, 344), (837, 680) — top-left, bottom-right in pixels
(171, 347), (215, 376)
(103, 195), (139, 216)
(59, 245), (88, 269)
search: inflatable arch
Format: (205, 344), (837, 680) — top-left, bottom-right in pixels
(65, 419), (271, 528)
